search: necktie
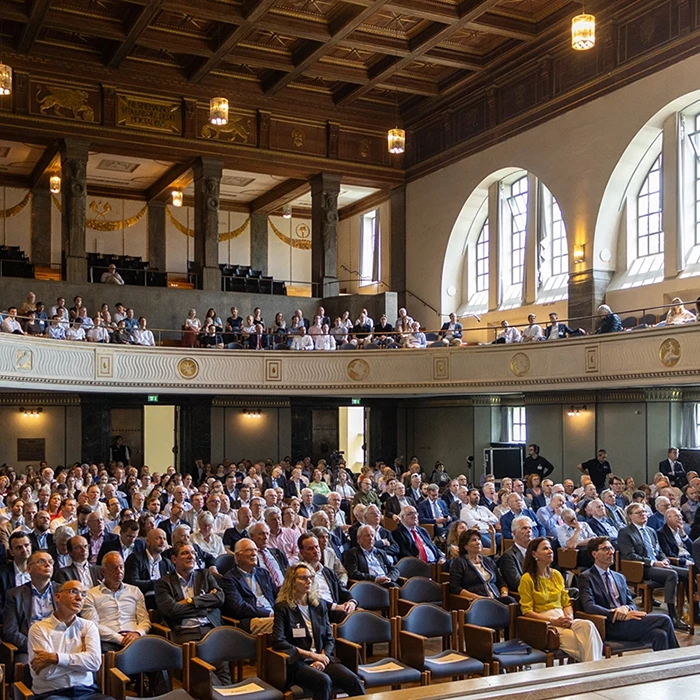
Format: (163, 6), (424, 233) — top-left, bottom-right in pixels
(411, 529), (428, 563)
(261, 549), (284, 587)
(603, 571), (620, 607)
(641, 527), (656, 561)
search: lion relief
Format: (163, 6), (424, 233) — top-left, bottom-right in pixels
(37, 86), (95, 122)
(200, 116), (251, 143)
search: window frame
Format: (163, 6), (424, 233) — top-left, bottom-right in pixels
(359, 209), (379, 286)
(508, 406), (527, 444)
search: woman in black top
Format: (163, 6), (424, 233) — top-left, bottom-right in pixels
(272, 563), (365, 700)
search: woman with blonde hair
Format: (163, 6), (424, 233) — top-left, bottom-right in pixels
(272, 563), (365, 700)
(664, 297), (696, 325)
(519, 537), (603, 662)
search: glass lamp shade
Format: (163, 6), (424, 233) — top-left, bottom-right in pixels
(572, 14), (595, 51)
(209, 97), (228, 125)
(49, 175), (61, 194)
(388, 127), (406, 154)
(171, 189), (184, 207)
(0, 63), (11, 95)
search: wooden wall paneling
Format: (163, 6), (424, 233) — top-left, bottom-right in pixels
(337, 126), (391, 166)
(498, 69), (539, 122)
(29, 77), (101, 125)
(617, 2), (674, 65)
(269, 116), (327, 156)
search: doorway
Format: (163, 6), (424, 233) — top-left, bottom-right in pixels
(339, 406), (367, 471)
(144, 405), (177, 471)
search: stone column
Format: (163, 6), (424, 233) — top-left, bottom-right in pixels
(60, 138), (89, 282)
(250, 212), (268, 275)
(192, 156), (223, 291)
(390, 185), (406, 308)
(567, 270), (615, 332)
(30, 183), (52, 267)
(147, 200), (167, 271)
(311, 173), (341, 297)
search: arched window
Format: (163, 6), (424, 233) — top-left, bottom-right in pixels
(475, 219), (489, 293)
(637, 155), (663, 258)
(551, 197), (568, 276)
(507, 176), (528, 287)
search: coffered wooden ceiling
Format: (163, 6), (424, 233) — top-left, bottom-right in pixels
(0, 0), (576, 115)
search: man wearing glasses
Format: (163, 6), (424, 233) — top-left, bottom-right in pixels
(579, 537), (679, 650)
(28, 581), (112, 700)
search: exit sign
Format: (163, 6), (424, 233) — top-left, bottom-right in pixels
(351, 398), (361, 405)
(147, 395), (159, 403)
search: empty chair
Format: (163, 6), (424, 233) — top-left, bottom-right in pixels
(396, 557), (432, 580)
(396, 576), (446, 615)
(400, 603), (486, 681)
(214, 553), (236, 577)
(349, 581), (392, 616)
(190, 627), (282, 700)
(335, 611), (425, 690)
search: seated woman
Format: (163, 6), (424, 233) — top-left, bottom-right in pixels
(664, 297), (696, 325)
(445, 520), (467, 565)
(182, 308), (201, 347)
(272, 562), (365, 700)
(519, 537), (603, 662)
(526, 473), (545, 510)
(309, 469), (331, 497)
(191, 511), (225, 558)
(449, 528), (515, 604)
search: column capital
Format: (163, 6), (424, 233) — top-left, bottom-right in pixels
(60, 138), (90, 161)
(192, 157), (223, 181)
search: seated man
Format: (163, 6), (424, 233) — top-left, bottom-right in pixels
(4, 550), (59, 663)
(461, 488), (501, 548)
(86, 512), (118, 565)
(28, 510), (54, 552)
(600, 488), (628, 530)
(536, 493), (566, 538)
(647, 496), (670, 531)
(556, 508), (596, 569)
(81, 552), (150, 652)
(579, 537), (679, 651)
(124, 528), (173, 608)
(618, 503), (690, 630)
(56, 535), (103, 589)
(501, 492), (545, 539)
(498, 515), (534, 592)
(585, 498), (620, 544)
(657, 507), (694, 565)
(417, 484), (451, 537)
(96, 519), (143, 564)
(221, 538), (277, 634)
(165, 524), (217, 572)
(132, 317), (155, 346)
(342, 524), (400, 588)
(393, 505), (444, 564)
(28, 580), (108, 700)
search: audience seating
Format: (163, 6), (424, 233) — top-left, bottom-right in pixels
(349, 580), (394, 617)
(0, 246), (33, 279)
(214, 553), (236, 577)
(396, 576), (448, 616)
(335, 611), (426, 690)
(396, 556), (432, 581)
(220, 264), (286, 296)
(462, 599), (553, 674)
(189, 627), (282, 700)
(399, 603), (487, 682)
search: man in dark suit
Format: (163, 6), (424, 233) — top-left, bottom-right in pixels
(579, 537), (679, 650)
(27, 510), (53, 552)
(284, 468), (306, 499)
(297, 533), (356, 622)
(159, 503), (185, 545)
(383, 482), (416, 522)
(618, 503), (689, 630)
(55, 535), (103, 588)
(299, 488), (319, 519)
(407, 473), (424, 504)
(96, 519), (144, 564)
(584, 499), (620, 545)
(659, 447), (687, 488)
(362, 505), (399, 562)
(393, 505), (444, 563)
(124, 528), (173, 608)
(657, 508), (694, 564)
(221, 538), (277, 633)
(0, 532), (33, 610)
(85, 512), (119, 565)
(497, 515), (534, 591)
(343, 525), (399, 587)
(440, 312), (462, 341)
(165, 524), (217, 571)
(4, 550), (60, 662)
(417, 484), (451, 537)
(155, 541), (230, 683)
(441, 479), (460, 511)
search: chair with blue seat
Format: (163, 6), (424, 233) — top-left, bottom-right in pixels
(335, 611), (427, 690)
(462, 599), (553, 674)
(312, 494), (328, 507)
(214, 553), (237, 577)
(395, 556), (432, 581)
(396, 576), (447, 616)
(349, 580), (394, 617)
(399, 603), (487, 682)
(189, 626), (283, 700)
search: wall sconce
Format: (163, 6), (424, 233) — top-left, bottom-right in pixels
(243, 409), (261, 419)
(573, 243), (585, 264)
(567, 405), (587, 417)
(20, 407), (43, 418)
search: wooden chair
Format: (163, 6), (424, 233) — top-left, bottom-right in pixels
(574, 611), (655, 659)
(395, 576), (448, 616)
(619, 559), (658, 613)
(383, 516), (398, 532)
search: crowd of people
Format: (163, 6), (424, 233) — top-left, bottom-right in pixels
(0, 443), (693, 699)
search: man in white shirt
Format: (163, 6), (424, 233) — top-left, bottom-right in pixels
(81, 552), (150, 652)
(101, 263), (124, 285)
(132, 317), (155, 346)
(66, 320), (86, 342)
(314, 323), (336, 350)
(496, 320), (521, 343)
(2, 307), (24, 334)
(521, 313), (543, 342)
(290, 326), (314, 350)
(87, 318), (110, 343)
(51, 498), (78, 533)
(461, 487), (500, 548)
(28, 580), (105, 699)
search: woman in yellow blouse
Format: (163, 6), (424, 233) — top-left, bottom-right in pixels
(518, 537), (603, 662)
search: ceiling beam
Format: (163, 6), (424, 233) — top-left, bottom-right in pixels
(345, 0), (458, 23)
(17, 0), (52, 53)
(250, 179), (309, 215)
(146, 161), (195, 203)
(263, 0), (392, 96)
(467, 14), (537, 40)
(189, 0), (279, 83)
(28, 140), (61, 189)
(106, 0), (168, 70)
(333, 0), (504, 105)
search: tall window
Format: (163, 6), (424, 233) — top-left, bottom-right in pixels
(695, 114), (700, 246)
(508, 406), (527, 443)
(476, 219), (489, 293)
(507, 176), (528, 286)
(360, 209), (379, 285)
(551, 197), (568, 276)
(637, 155), (663, 258)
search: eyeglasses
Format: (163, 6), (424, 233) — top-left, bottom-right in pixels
(296, 575), (313, 582)
(597, 546), (615, 552)
(61, 588), (87, 598)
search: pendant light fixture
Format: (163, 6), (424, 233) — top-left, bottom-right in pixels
(49, 174), (61, 194)
(387, 14), (405, 155)
(171, 189), (184, 207)
(0, 4), (11, 96)
(571, 12), (596, 51)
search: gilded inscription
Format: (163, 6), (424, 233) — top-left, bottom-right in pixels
(117, 95), (181, 134)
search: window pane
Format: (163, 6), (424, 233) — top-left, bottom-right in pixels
(637, 156), (663, 259)
(476, 219), (489, 293)
(507, 177), (528, 288)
